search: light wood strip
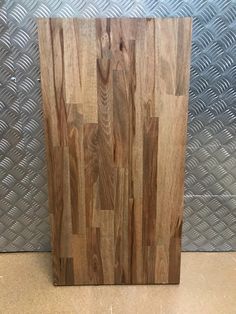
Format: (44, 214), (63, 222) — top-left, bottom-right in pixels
(96, 19), (111, 59)
(155, 95), (188, 283)
(63, 19), (82, 105)
(155, 18), (178, 96)
(64, 19), (97, 122)
(78, 19), (97, 123)
(99, 210), (114, 284)
(175, 18), (192, 96)
(72, 235), (88, 285)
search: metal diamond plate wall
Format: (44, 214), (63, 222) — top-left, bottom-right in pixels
(1, 0), (236, 252)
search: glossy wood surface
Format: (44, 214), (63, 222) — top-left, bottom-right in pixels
(38, 17), (192, 285)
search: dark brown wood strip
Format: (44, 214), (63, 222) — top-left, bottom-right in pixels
(38, 18), (67, 147)
(53, 147), (73, 258)
(44, 120), (54, 215)
(130, 19), (156, 283)
(90, 227), (104, 284)
(142, 117), (158, 283)
(50, 19), (68, 147)
(51, 146), (73, 284)
(143, 117), (158, 246)
(59, 257), (74, 285)
(84, 123), (103, 284)
(97, 58), (115, 210)
(114, 168), (130, 284)
(126, 39), (139, 284)
(127, 40), (136, 200)
(113, 70), (129, 168)
(38, 20), (73, 283)
(67, 104), (86, 234)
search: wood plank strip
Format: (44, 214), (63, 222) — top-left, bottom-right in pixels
(155, 95), (188, 283)
(59, 257), (74, 285)
(90, 227), (104, 284)
(144, 19), (156, 117)
(175, 18), (192, 96)
(143, 116), (159, 283)
(99, 210), (114, 284)
(63, 19), (82, 105)
(52, 147), (73, 258)
(63, 19), (97, 122)
(168, 219), (183, 283)
(127, 40), (135, 200)
(92, 177), (101, 227)
(110, 18), (138, 71)
(38, 18), (67, 147)
(153, 18), (191, 284)
(72, 235), (88, 285)
(167, 95), (188, 283)
(128, 21), (145, 284)
(126, 39), (137, 284)
(154, 18), (178, 97)
(51, 146), (73, 284)
(67, 104), (86, 235)
(97, 58), (115, 210)
(154, 17), (192, 113)
(76, 19), (97, 123)
(155, 245), (169, 283)
(96, 19), (111, 59)
(113, 70), (129, 168)
(114, 168), (130, 284)
(50, 19), (68, 147)
(84, 123), (103, 284)
(130, 19), (155, 283)
(143, 117), (158, 246)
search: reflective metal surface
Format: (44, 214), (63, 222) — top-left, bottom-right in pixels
(1, 0), (236, 251)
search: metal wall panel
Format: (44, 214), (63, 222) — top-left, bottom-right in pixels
(1, 0), (236, 252)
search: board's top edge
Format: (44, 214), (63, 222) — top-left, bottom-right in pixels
(37, 17), (192, 22)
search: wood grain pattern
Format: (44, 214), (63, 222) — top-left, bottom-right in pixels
(38, 17), (192, 285)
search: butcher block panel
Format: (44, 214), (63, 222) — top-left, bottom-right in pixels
(38, 17), (192, 285)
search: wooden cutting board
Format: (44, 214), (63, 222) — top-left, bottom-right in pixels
(38, 17), (192, 285)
